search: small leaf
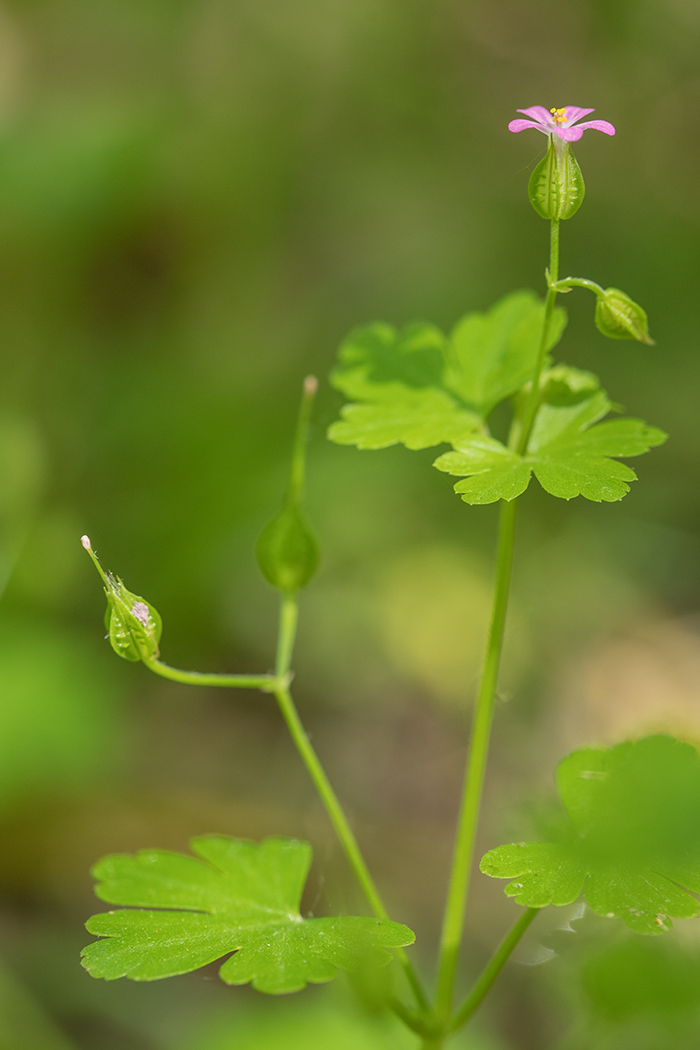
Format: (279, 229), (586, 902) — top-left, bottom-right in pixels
(332, 322), (447, 398)
(328, 387), (480, 451)
(82, 836), (414, 993)
(481, 735), (700, 934)
(435, 387), (664, 505)
(434, 438), (531, 505)
(528, 391), (667, 502)
(446, 290), (567, 416)
(538, 364), (601, 406)
(329, 322), (480, 450)
(327, 292), (565, 452)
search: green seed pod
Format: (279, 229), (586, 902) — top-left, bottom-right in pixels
(256, 503), (320, 593)
(104, 576), (163, 662)
(528, 139), (585, 221)
(595, 287), (655, 344)
(82, 536), (162, 662)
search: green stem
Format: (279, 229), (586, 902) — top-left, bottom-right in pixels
(289, 375), (318, 504)
(434, 219), (560, 1021)
(434, 497), (518, 1019)
(275, 593), (298, 678)
(272, 593), (430, 1014)
(551, 275), (603, 297)
(515, 218), (560, 455)
(144, 658), (276, 691)
(450, 908), (538, 1032)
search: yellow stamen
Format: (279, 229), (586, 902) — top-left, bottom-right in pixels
(549, 107), (568, 124)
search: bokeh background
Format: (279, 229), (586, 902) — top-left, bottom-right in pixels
(0, 1), (699, 1047)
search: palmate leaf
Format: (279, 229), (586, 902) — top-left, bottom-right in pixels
(82, 836), (414, 994)
(481, 735), (700, 935)
(328, 291), (567, 450)
(434, 387), (666, 505)
(446, 290), (567, 415)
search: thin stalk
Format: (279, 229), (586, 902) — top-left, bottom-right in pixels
(515, 218), (560, 455)
(434, 219), (561, 1021)
(551, 276), (603, 296)
(434, 497), (518, 1019)
(289, 375), (318, 503)
(143, 658), (276, 691)
(450, 908), (538, 1032)
(272, 593), (430, 1014)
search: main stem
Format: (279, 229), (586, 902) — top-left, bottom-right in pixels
(434, 219), (560, 1022)
(272, 593), (429, 1013)
(516, 218), (559, 455)
(434, 497), (518, 1019)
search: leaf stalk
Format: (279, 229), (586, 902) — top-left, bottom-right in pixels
(450, 907), (538, 1032)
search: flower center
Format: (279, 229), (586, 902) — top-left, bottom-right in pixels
(549, 107), (568, 125)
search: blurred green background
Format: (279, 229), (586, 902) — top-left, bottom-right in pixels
(0, 0), (700, 1047)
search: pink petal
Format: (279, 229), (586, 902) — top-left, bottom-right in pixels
(561, 107), (595, 125)
(574, 119), (616, 136)
(516, 106), (552, 125)
(552, 126), (585, 142)
(508, 119), (550, 134)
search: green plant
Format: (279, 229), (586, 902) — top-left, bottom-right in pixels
(79, 106), (684, 1049)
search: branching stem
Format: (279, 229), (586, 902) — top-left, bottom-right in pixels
(271, 592), (430, 1013)
(143, 659), (276, 691)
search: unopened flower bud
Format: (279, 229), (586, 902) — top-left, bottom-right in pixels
(256, 504), (320, 594)
(594, 288), (654, 344)
(81, 536), (162, 662)
(528, 138), (585, 221)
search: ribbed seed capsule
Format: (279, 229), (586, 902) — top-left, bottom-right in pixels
(528, 138), (585, 221)
(595, 288), (654, 344)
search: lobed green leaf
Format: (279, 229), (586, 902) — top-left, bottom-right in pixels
(434, 386), (666, 505)
(481, 735), (700, 934)
(328, 291), (567, 451)
(446, 290), (567, 416)
(82, 836), (414, 994)
(433, 438), (530, 504)
(328, 387), (480, 451)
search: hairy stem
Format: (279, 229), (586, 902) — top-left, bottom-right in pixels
(272, 593), (430, 1013)
(450, 908), (538, 1032)
(434, 497), (518, 1018)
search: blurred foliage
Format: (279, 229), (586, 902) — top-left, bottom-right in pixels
(0, 0), (698, 1047)
(483, 735), (700, 933)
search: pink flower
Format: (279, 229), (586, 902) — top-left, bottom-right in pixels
(508, 106), (615, 142)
